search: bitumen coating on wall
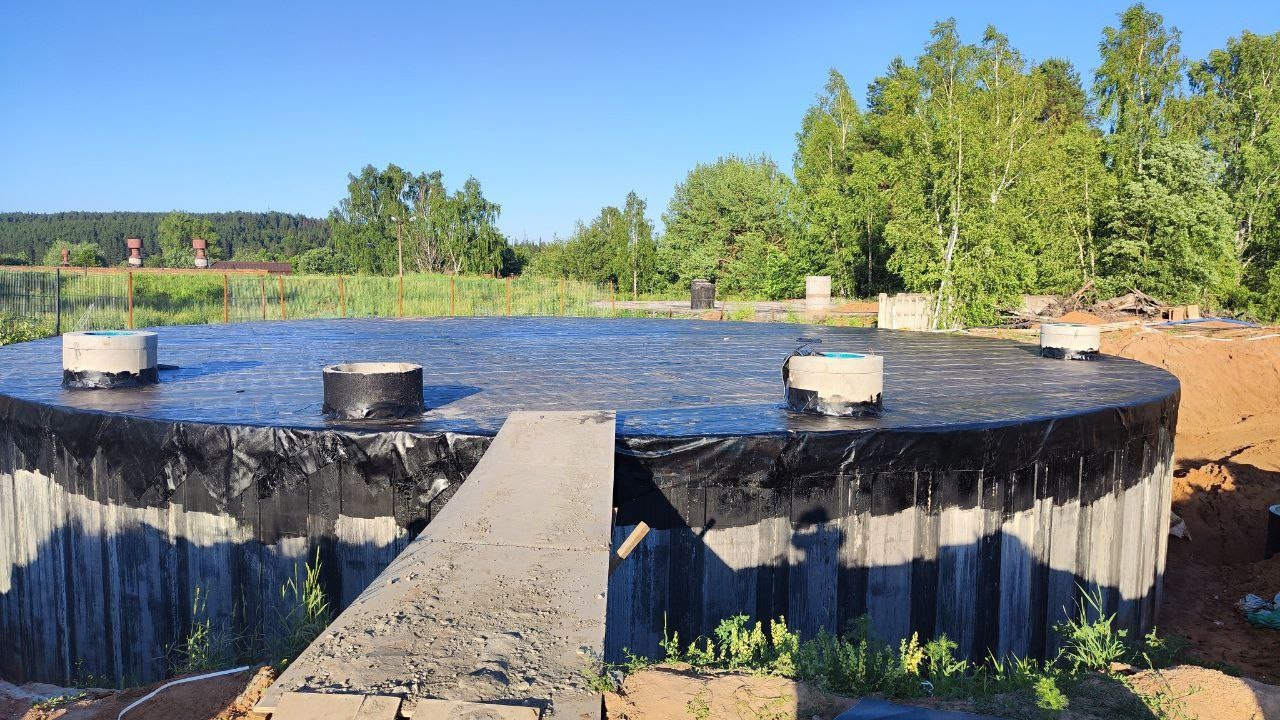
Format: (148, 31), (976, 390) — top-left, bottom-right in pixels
(0, 318), (1181, 686)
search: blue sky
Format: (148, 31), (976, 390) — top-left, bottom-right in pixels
(2, 1), (1277, 242)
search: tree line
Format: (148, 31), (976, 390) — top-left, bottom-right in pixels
(532, 5), (1280, 324)
(0, 211), (328, 267)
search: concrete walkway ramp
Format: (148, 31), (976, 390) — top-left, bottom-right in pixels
(258, 410), (617, 720)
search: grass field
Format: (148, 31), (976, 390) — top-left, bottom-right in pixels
(0, 268), (619, 333)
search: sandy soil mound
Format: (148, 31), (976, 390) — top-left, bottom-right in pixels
(605, 665), (856, 720)
(1129, 664), (1280, 720)
(1104, 328), (1280, 682)
(18, 666), (274, 720)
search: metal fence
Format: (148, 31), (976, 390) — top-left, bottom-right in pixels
(0, 266), (620, 334)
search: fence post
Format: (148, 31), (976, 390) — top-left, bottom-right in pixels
(222, 274), (230, 324)
(559, 278), (566, 316)
(449, 275), (456, 316)
(127, 271), (134, 329)
(610, 281), (616, 318)
(54, 268), (62, 335)
(338, 275), (346, 318)
(505, 276), (512, 317)
(278, 275), (286, 320)
(260, 275), (267, 320)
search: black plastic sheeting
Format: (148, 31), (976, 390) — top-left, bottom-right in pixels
(0, 318), (1180, 529)
(62, 367), (159, 389)
(0, 318), (1181, 686)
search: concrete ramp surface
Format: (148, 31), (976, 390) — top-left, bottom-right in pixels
(259, 410), (617, 719)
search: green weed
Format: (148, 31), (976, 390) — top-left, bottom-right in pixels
(166, 586), (234, 674)
(271, 548), (333, 669)
(1055, 589), (1129, 673)
(31, 692), (87, 711)
(0, 313), (49, 345)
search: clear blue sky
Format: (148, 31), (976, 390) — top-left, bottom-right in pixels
(2, 1), (1277, 242)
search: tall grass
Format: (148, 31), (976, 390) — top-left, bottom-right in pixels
(0, 268), (619, 332)
(164, 550), (333, 677)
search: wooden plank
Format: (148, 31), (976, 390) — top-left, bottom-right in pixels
(609, 521), (650, 574)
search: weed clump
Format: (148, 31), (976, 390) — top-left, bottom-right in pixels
(589, 588), (1197, 719)
(164, 549), (333, 676)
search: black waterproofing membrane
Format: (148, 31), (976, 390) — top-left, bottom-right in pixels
(62, 367), (159, 389)
(0, 318), (1182, 686)
(0, 318), (1180, 532)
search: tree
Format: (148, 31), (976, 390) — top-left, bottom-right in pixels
(41, 241), (104, 267)
(660, 155), (799, 298)
(1187, 31), (1280, 304)
(329, 164), (411, 275)
(867, 22), (1061, 325)
(294, 247), (355, 275)
(1034, 58), (1089, 126)
(1101, 140), (1236, 303)
(155, 212), (221, 268)
(793, 70), (888, 298)
(330, 165), (510, 276)
(526, 192), (660, 294)
(619, 192), (658, 297)
(1094, 4), (1186, 182)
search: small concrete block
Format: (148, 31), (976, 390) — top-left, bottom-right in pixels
(357, 694), (404, 719)
(411, 698), (540, 720)
(273, 691), (368, 720)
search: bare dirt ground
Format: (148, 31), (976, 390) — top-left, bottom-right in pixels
(1104, 327), (1280, 684)
(606, 664), (1280, 720)
(5, 667), (273, 720)
(604, 665), (857, 720)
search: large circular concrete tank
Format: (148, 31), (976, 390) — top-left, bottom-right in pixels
(0, 319), (1178, 685)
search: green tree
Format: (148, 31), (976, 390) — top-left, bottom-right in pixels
(868, 22), (1062, 325)
(527, 192), (659, 294)
(619, 192), (659, 297)
(793, 70), (888, 298)
(156, 212), (221, 268)
(1187, 31), (1280, 308)
(41, 241), (104, 267)
(332, 166), (510, 276)
(329, 164), (411, 275)
(1034, 58), (1089, 126)
(1101, 140), (1237, 303)
(1094, 4), (1186, 182)
(660, 155), (799, 299)
(293, 246), (355, 275)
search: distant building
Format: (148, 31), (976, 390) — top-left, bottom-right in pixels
(208, 261), (292, 275)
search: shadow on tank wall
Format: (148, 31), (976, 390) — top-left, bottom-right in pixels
(0, 389), (1177, 687)
(0, 518), (408, 687)
(604, 429), (1175, 665)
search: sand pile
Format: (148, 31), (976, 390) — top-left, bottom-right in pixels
(1104, 328), (1280, 682)
(1055, 310), (1106, 324)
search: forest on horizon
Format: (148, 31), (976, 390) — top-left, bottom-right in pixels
(2, 4), (1279, 325)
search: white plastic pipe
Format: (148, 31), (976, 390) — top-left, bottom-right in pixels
(117, 665), (251, 720)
